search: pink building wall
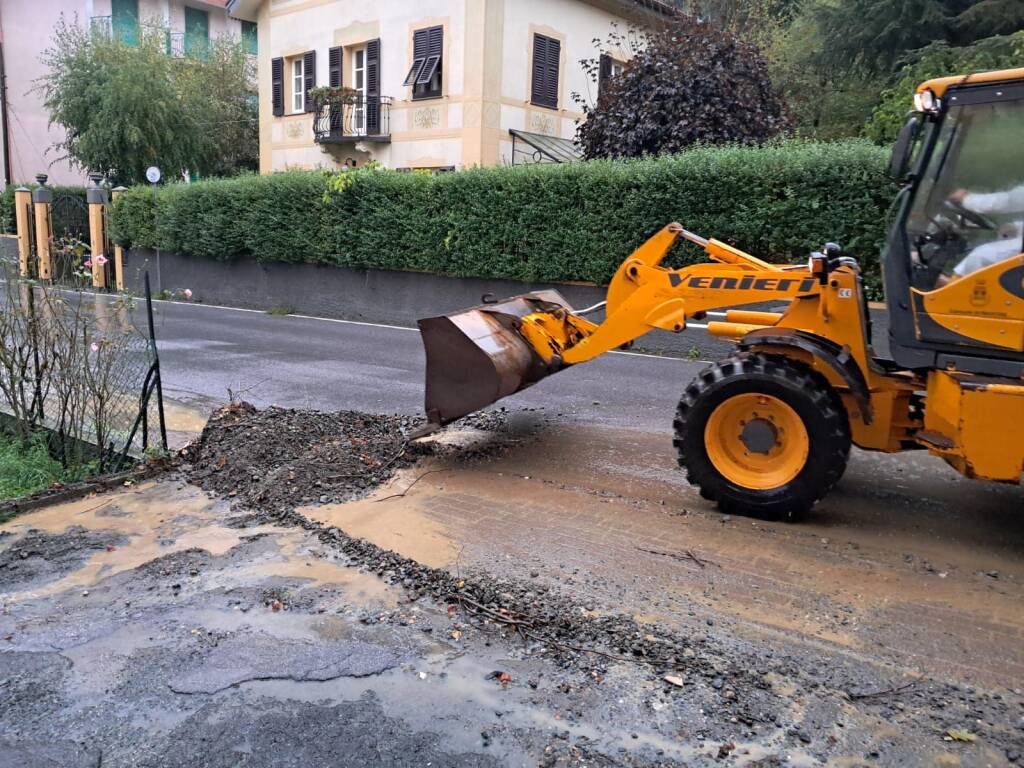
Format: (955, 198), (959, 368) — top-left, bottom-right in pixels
(0, 0), (238, 187)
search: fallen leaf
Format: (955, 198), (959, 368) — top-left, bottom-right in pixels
(450, 630), (462, 641)
(270, 600), (283, 612)
(664, 675), (685, 687)
(499, 672), (512, 684)
(945, 729), (976, 743)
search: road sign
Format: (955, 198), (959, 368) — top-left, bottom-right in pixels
(145, 166), (162, 184)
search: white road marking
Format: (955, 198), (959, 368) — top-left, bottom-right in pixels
(29, 289), (715, 364)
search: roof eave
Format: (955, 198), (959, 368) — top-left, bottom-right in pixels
(227, 0), (261, 22)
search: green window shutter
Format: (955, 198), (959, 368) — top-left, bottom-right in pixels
(111, 0), (139, 46)
(185, 7), (209, 60)
(242, 21), (257, 56)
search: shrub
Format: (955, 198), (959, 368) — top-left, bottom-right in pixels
(111, 140), (898, 295)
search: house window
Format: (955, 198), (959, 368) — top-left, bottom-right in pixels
(599, 54), (625, 99)
(531, 34), (561, 110)
(184, 6), (209, 60)
(241, 20), (257, 56)
(292, 58), (305, 113)
(352, 47), (367, 135)
(404, 26), (443, 100)
(111, 0), (139, 45)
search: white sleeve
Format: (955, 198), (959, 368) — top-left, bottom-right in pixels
(963, 185), (1024, 215)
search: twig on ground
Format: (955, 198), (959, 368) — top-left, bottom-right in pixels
(847, 682), (915, 701)
(636, 546), (715, 569)
(373, 469), (450, 503)
(457, 593), (536, 627)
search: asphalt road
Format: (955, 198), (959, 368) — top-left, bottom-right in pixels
(151, 299), (707, 432)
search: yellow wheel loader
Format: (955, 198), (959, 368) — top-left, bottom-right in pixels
(417, 67), (1024, 519)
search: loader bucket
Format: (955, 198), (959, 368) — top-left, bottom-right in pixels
(418, 291), (574, 429)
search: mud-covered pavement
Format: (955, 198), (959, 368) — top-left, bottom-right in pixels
(2, 406), (1023, 767)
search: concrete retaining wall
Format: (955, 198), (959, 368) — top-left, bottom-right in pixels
(123, 248), (737, 359)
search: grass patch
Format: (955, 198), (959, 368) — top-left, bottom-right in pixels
(0, 433), (68, 501)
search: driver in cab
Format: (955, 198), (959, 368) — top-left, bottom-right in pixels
(946, 184), (1024, 279)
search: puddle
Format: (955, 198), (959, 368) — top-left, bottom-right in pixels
(300, 469), (459, 570)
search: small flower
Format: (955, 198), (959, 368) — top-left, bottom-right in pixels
(84, 259), (92, 268)
(90, 342), (100, 353)
(95, 254), (108, 266)
(183, 289), (193, 300)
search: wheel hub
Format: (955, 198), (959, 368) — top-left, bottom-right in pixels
(739, 416), (780, 455)
(704, 393), (810, 491)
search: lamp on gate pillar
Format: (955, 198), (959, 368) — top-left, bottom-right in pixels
(87, 172), (110, 290)
(14, 187), (33, 278)
(111, 186), (127, 291)
(31, 174), (53, 281)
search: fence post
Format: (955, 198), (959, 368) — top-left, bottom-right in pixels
(87, 173), (110, 289)
(31, 175), (53, 281)
(112, 186), (127, 291)
(14, 187), (34, 278)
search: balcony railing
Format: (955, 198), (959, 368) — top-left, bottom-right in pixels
(91, 16), (187, 59)
(313, 96), (392, 144)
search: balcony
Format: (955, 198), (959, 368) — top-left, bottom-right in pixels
(313, 96), (392, 144)
(91, 16), (187, 58)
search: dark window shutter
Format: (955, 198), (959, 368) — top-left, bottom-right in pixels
(271, 57), (284, 116)
(598, 53), (612, 99)
(416, 26), (443, 86)
(366, 38), (381, 134)
(531, 34), (560, 109)
(303, 50), (316, 112)
(328, 46), (343, 88)
(328, 47), (343, 131)
(545, 37), (560, 109)
(413, 28), (430, 59)
(428, 26), (443, 58)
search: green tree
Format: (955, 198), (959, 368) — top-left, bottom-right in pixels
(813, 0), (1024, 76)
(576, 13), (789, 159)
(39, 16), (257, 184)
(865, 31), (1024, 143)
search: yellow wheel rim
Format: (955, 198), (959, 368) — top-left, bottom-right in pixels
(704, 393), (810, 491)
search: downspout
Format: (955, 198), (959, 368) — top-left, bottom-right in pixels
(0, 6), (13, 188)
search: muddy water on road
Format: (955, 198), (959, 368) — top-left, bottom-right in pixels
(314, 423), (1024, 688)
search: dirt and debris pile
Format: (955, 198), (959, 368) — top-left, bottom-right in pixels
(182, 403), (419, 510)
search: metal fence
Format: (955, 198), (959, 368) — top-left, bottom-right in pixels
(0, 265), (166, 472)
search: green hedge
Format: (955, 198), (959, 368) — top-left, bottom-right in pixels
(1, 184), (89, 234)
(110, 140), (898, 294)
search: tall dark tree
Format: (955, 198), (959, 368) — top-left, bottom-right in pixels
(576, 13), (789, 160)
(814, 0), (1024, 75)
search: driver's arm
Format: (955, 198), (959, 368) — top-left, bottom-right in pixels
(959, 184), (1024, 215)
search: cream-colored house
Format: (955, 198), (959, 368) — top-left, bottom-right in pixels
(227, 0), (674, 173)
(0, 0), (249, 187)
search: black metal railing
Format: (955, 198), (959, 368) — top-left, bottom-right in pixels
(313, 96), (392, 143)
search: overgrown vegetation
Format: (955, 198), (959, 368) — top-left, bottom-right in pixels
(0, 433), (72, 501)
(38, 15), (257, 185)
(110, 141), (897, 295)
(0, 266), (151, 480)
(668, 0), (1024, 141)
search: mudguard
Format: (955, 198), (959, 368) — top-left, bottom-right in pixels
(739, 327), (874, 425)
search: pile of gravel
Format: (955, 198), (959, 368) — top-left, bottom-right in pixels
(181, 403), (419, 511)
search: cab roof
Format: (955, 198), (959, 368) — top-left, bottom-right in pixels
(918, 67), (1024, 97)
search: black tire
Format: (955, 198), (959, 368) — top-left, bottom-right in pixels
(673, 354), (851, 521)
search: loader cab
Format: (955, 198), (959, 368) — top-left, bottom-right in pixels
(883, 69), (1024, 378)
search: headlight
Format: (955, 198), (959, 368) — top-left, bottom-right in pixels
(914, 89), (940, 113)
